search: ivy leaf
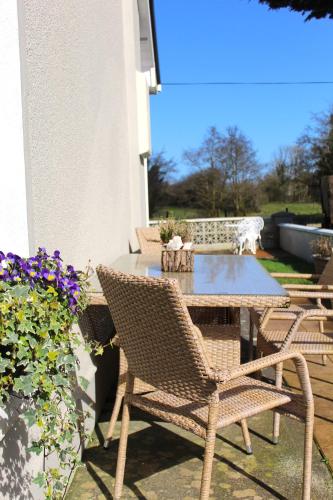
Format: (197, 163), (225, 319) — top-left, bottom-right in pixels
(33, 472), (46, 487)
(0, 358), (11, 373)
(79, 376), (89, 391)
(10, 285), (30, 298)
(53, 374), (69, 388)
(28, 445), (44, 455)
(17, 320), (35, 333)
(49, 318), (61, 333)
(23, 409), (37, 427)
(95, 344), (104, 356)
(5, 331), (19, 344)
(14, 375), (35, 396)
(47, 351), (59, 362)
(16, 310), (25, 322)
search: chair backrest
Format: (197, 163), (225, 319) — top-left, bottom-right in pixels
(97, 266), (214, 401)
(136, 227), (161, 255)
(318, 254), (333, 286)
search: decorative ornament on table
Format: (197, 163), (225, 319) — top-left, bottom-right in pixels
(166, 235), (183, 251)
(159, 221), (194, 272)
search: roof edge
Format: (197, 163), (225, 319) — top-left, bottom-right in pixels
(149, 0), (161, 85)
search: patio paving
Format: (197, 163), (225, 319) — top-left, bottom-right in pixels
(283, 355), (333, 470)
(66, 404), (333, 499)
(66, 265), (333, 499)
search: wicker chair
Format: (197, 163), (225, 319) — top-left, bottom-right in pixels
(256, 307), (333, 444)
(97, 266), (314, 500)
(135, 226), (161, 255)
(102, 321), (249, 450)
(249, 254), (333, 364)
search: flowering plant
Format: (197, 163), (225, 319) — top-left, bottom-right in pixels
(0, 247), (86, 313)
(159, 219), (193, 244)
(0, 248), (91, 498)
(309, 237), (332, 258)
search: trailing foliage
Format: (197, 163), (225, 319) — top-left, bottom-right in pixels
(0, 248), (91, 499)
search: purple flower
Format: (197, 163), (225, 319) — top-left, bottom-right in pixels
(0, 251), (5, 262)
(6, 253), (16, 264)
(0, 266), (8, 280)
(42, 269), (56, 282)
(28, 257), (40, 268)
(28, 268), (40, 279)
(53, 250), (61, 259)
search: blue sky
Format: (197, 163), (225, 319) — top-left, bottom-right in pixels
(150, 0), (333, 179)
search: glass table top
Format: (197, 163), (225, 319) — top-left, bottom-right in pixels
(109, 254), (288, 298)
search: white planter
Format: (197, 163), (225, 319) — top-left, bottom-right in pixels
(0, 326), (97, 499)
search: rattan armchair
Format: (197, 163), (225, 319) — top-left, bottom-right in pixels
(102, 322), (251, 451)
(249, 255), (333, 364)
(136, 226), (161, 255)
(97, 266), (314, 500)
(256, 307), (333, 445)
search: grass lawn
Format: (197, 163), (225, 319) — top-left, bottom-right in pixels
(257, 255), (314, 284)
(250, 202), (322, 217)
(151, 206), (206, 219)
(151, 202), (321, 220)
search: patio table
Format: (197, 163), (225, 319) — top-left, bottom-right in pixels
(89, 254), (289, 309)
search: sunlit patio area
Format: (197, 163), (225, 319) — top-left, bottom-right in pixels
(66, 305), (333, 500)
(67, 409), (333, 500)
(2, 1), (333, 499)
(65, 239), (333, 499)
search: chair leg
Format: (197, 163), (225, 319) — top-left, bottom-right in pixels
(322, 354), (328, 366)
(302, 409), (314, 500)
(259, 235), (264, 250)
(273, 362), (283, 444)
(114, 377), (133, 500)
(104, 392), (123, 449)
(200, 403), (218, 500)
(240, 419), (253, 454)
(249, 318), (254, 361)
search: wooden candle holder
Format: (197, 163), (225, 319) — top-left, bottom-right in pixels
(161, 249), (194, 272)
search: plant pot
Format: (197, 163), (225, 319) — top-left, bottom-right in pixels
(0, 326), (97, 500)
(161, 249), (194, 272)
(312, 254), (330, 275)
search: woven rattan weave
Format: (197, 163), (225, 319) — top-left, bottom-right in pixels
(97, 265), (314, 500)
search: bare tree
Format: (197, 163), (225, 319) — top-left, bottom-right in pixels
(220, 126), (261, 215)
(183, 127), (228, 216)
(183, 126), (261, 215)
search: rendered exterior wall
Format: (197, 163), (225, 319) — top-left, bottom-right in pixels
(17, 0), (149, 268)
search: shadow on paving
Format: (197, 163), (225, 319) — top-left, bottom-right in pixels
(66, 407), (333, 500)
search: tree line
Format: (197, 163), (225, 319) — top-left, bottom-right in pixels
(148, 110), (333, 218)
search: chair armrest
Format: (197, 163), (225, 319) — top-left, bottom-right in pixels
(271, 272), (319, 280)
(283, 283), (333, 290)
(208, 351), (313, 404)
(275, 308), (333, 350)
(209, 351), (301, 382)
(288, 290), (333, 299)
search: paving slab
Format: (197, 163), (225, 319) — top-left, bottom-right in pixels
(283, 355), (333, 471)
(66, 408), (333, 499)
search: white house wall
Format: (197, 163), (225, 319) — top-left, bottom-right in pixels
(17, 0), (149, 268)
(0, 1), (29, 256)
